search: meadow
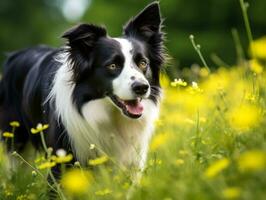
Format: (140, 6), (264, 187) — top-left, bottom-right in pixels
(1, 1), (266, 200)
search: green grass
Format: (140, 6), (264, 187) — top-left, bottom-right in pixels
(0, 62), (266, 200)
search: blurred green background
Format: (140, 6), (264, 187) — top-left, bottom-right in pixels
(0, 0), (266, 73)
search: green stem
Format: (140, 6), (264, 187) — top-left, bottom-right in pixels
(40, 131), (48, 152)
(232, 28), (245, 64)
(40, 131), (67, 200)
(48, 169), (67, 200)
(210, 54), (229, 67)
(189, 35), (211, 73)
(239, 0), (254, 57)
(12, 151), (58, 194)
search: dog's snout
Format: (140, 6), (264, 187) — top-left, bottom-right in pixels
(132, 81), (149, 96)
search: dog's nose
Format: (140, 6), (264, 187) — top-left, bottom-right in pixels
(132, 81), (149, 96)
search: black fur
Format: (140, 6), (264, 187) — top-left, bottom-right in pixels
(0, 1), (165, 196)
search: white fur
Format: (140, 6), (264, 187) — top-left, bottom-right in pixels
(112, 38), (150, 100)
(48, 40), (159, 171)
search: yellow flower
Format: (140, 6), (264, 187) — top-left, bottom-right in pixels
(160, 73), (170, 88)
(88, 156), (108, 166)
(237, 150), (266, 172)
(204, 158), (230, 178)
(150, 133), (170, 151)
(187, 82), (203, 94)
(95, 188), (112, 196)
(227, 104), (261, 131)
(149, 159), (162, 166)
(51, 154), (73, 164)
(31, 123), (49, 134)
(154, 119), (163, 127)
(48, 149), (73, 164)
(244, 92), (256, 102)
(222, 187), (241, 199)
(37, 161), (56, 170)
(2, 132), (14, 138)
(9, 121), (20, 127)
(61, 169), (93, 194)
(171, 78), (187, 87)
(249, 59), (263, 74)
(250, 36), (266, 59)
(175, 159), (185, 166)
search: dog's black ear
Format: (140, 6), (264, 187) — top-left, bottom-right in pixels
(62, 24), (107, 81)
(62, 23), (107, 49)
(123, 2), (162, 40)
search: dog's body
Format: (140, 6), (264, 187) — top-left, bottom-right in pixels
(0, 2), (165, 177)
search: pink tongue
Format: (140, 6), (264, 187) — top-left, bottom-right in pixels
(126, 101), (144, 115)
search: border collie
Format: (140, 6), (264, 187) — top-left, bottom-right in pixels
(0, 2), (166, 179)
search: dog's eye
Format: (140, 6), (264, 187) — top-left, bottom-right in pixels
(138, 60), (148, 71)
(107, 64), (117, 70)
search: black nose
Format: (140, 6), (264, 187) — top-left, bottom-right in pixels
(132, 81), (149, 96)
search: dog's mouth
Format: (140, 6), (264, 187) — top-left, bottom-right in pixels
(110, 95), (144, 119)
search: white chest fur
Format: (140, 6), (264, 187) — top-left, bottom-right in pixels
(48, 58), (160, 170)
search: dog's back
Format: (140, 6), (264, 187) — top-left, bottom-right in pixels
(0, 46), (54, 150)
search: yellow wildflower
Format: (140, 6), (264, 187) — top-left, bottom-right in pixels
(249, 59), (263, 74)
(61, 169), (93, 194)
(52, 154), (73, 164)
(171, 78), (187, 87)
(9, 121), (20, 127)
(244, 92), (256, 102)
(88, 155), (108, 166)
(154, 119), (163, 127)
(222, 187), (241, 199)
(95, 188), (112, 196)
(250, 36), (266, 59)
(187, 82), (203, 94)
(150, 133), (170, 151)
(37, 161), (56, 170)
(2, 132), (14, 138)
(204, 158), (230, 178)
(31, 123), (49, 134)
(238, 150), (266, 172)
(48, 149), (73, 163)
(149, 159), (162, 166)
(175, 159), (185, 166)
(159, 73), (170, 88)
(227, 104), (261, 131)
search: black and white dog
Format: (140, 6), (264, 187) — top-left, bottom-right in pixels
(0, 2), (165, 177)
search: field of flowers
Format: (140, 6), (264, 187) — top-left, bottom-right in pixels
(1, 2), (266, 199)
(1, 39), (266, 199)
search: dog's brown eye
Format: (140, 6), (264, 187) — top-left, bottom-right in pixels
(107, 64), (117, 70)
(138, 60), (148, 71)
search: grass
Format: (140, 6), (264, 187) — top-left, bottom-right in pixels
(1, 52), (266, 200)
(1, 1), (266, 199)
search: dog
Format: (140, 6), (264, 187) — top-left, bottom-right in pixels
(0, 2), (166, 181)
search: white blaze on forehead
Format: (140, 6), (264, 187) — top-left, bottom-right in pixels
(112, 38), (149, 100)
(114, 38), (133, 67)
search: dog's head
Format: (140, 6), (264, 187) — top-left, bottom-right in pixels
(62, 2), (165, 119)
